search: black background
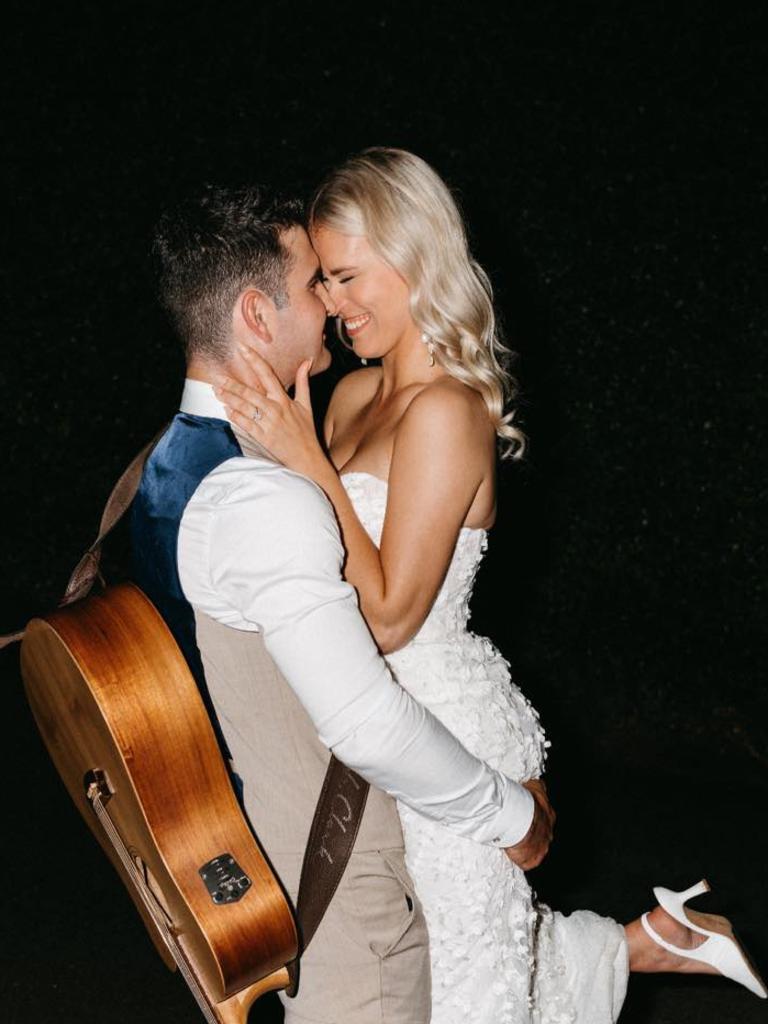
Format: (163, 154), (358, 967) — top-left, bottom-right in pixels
(1, 3), (766, 1022)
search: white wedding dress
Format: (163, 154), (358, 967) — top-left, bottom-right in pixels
(341, 471), (630, 1024)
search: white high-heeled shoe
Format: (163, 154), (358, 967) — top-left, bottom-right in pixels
(641, 879), (767, 999)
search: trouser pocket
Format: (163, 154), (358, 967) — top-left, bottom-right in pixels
(333, 848), (419, 959)
(371, 848), (419, 957)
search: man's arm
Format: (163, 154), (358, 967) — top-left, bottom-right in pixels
(186, 459), (544, 850)
(506, 780), (555, 869)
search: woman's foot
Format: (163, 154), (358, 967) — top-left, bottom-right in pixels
(626, 905), (717, 974)
(626, 881), (767, 998)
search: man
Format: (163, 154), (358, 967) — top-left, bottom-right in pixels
(131, 184), (553, 1023)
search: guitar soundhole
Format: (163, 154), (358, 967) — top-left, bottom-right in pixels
(199, 853), (252, 905)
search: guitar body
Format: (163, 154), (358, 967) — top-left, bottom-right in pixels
(20, 582), (298, 1023)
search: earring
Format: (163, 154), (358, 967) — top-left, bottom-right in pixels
(420, 332), (436, 367)
(334, 315), (368, 365)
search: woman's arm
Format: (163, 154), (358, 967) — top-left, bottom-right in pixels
(215, 355), (494, 653)
(314, 383), (494, 652)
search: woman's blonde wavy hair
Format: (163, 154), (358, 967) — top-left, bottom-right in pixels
(310, 147), (525, 459)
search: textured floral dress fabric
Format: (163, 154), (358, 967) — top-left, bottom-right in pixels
(341, 472), (629, 1024)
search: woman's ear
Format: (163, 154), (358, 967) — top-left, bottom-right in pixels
(240, 288), (275, 344)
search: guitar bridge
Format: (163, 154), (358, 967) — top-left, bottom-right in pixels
(199, 853), (252, 905)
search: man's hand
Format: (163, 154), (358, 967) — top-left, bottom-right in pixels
(504, 779), (555, 871)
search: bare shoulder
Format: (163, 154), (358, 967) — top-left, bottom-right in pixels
(393, 379), (496, 510)
(326, 367), (383, 428)
(402, 377), (494, 440)
(330, 366), (383, 408)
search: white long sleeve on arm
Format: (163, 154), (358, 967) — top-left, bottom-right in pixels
(191, 458), (534, 847)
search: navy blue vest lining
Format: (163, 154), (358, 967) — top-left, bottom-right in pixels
(131, 412), (243, 767)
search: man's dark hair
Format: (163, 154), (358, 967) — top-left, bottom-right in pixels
(151, 184), (305, 360)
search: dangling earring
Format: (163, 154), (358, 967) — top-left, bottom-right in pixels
(421, 332), (436, 367)
(334, 315), (367, 364)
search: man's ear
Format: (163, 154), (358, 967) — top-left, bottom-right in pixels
(240, 288), (275, 344)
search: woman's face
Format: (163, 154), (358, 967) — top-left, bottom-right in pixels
(311, 225), (419, 361)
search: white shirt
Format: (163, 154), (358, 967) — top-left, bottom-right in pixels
(177, 379), (534, 846)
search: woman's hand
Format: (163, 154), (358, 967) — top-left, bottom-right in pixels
(214, 346), (331, 483)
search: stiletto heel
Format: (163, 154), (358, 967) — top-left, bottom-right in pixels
(641, 879), (767, 999)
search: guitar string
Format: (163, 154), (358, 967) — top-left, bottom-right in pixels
(89, 787), (220, 1024)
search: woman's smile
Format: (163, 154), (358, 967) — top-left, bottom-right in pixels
(343, 313), (372, 335)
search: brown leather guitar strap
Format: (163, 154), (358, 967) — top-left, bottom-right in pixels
(1, 427), (370, 976)
(0, 427), (170, 651)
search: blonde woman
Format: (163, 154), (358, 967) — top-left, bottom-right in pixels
(216, 148), (765, 1021)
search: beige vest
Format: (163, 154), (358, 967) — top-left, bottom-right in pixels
(194, 610), (405, 875)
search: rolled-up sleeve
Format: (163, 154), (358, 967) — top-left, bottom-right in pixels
(205, 463), (534, 847)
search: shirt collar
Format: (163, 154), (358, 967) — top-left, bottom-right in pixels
(180, 378), (228, 420)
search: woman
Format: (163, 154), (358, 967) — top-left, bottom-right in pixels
(215, 148), (765, 1021)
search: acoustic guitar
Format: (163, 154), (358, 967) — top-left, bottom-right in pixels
(20, 581), (298, 1024)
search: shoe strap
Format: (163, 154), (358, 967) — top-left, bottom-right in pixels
(640, 912), (709, 959)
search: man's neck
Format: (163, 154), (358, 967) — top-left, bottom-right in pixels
(181, 364), (280, 465)
(185, 357), (221, 385)
(186, 351), (293, 392)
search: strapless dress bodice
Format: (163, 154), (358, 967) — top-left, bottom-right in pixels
(340, 471), (489, 644)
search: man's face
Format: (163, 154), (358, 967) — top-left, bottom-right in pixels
(271, 226), (335, 385)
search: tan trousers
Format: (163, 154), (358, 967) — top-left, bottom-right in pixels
(194, 611), (431, 1023)
(277, 848), (430, 1023)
